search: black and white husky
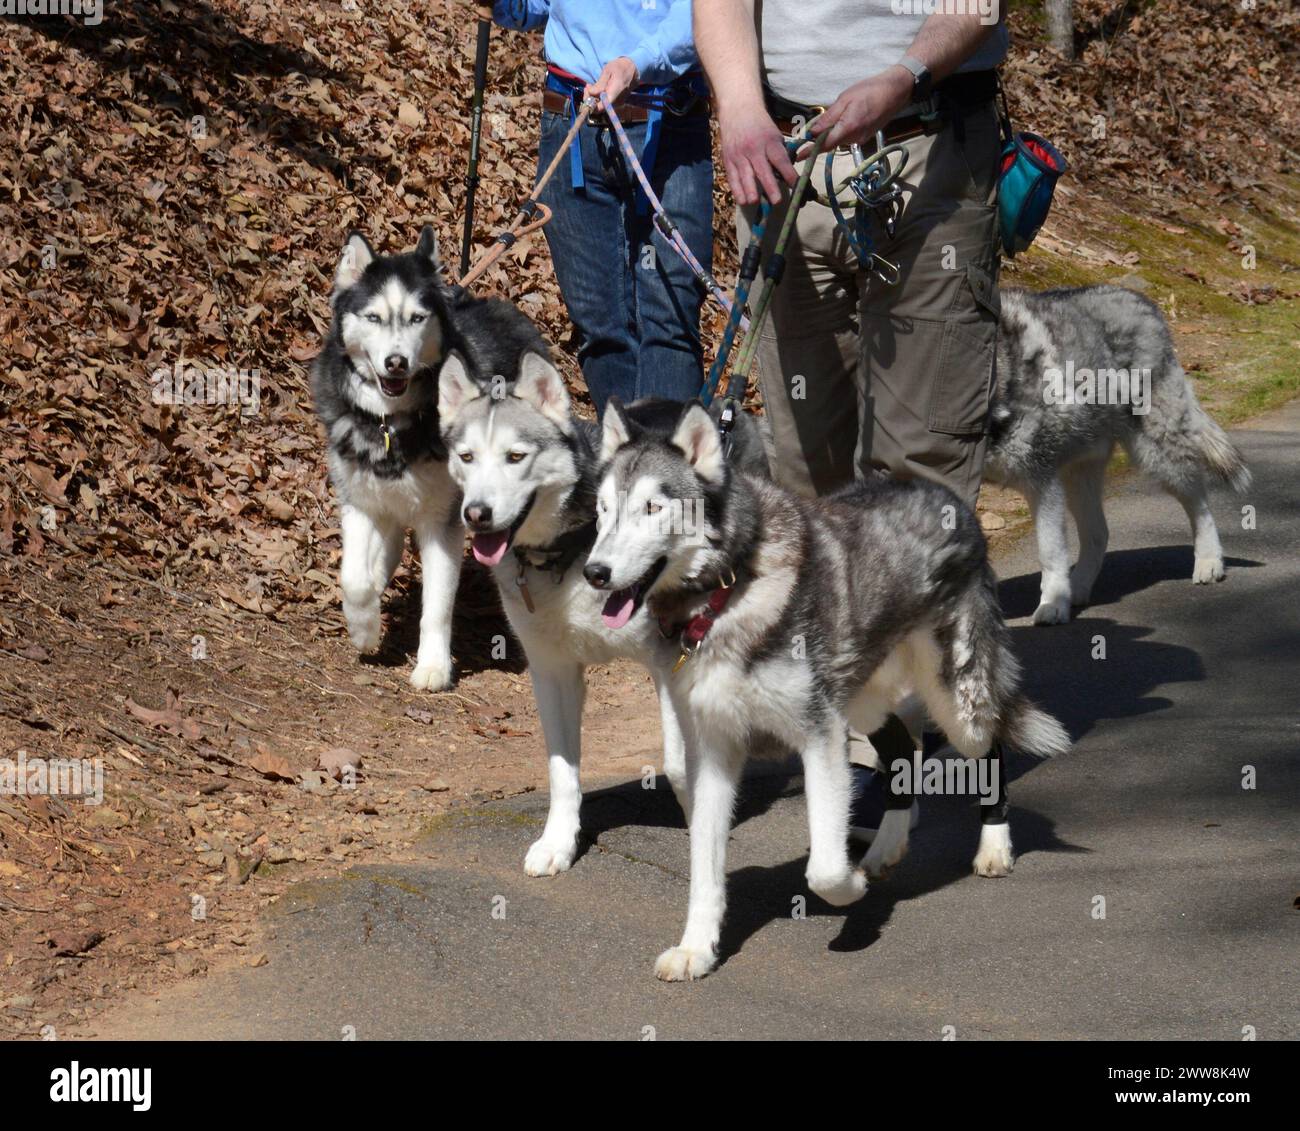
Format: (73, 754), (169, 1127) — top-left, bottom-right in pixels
(312, 226), (542, 689)
(587, 400), (1071, 980)
(988, 286), (1251, 625)
(438, 353), (768, 876)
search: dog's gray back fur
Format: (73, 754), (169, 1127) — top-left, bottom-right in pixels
(988, 285), (1250, 493)
(602, 425), (1066, 760)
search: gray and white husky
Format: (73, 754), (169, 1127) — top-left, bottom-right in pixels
(587, 400), (1070, 981)
(312, 226), (542, 689)
(988, 286), (1251, 625)
(437, 351), (768, 877)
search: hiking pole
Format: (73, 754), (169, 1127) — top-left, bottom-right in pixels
(459, 17), (492, 278)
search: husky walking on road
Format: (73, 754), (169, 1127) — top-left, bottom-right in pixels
(988, 286), (1251, 625)
(312, 226), (542, 690)
(587, 400), (1071, 981)
(438, 350), (770, 876)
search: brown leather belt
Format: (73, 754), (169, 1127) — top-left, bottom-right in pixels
(541, 89), (711, 123)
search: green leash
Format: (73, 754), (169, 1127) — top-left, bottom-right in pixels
(724, 129), (830, 400)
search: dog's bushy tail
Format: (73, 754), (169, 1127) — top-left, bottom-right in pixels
(940, 566), (1070, 761)
(1000, 697), (1071, 759)
(1189, 401), (1252, 493)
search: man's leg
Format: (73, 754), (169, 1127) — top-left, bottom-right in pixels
(735, 191), (860, 498)
(630, 115), (714, 402)
(537, 110), (637, 413)
(854, 104), (1003, 510)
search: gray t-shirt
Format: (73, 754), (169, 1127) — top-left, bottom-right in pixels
(758, 0), (1008, 108)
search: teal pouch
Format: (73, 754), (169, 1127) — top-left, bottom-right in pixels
(998, 132), (1067, 257)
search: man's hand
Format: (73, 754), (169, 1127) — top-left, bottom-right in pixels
(585, 57), (640, 105)
(719, 103), (797, 207)
(811, 66), (914, 151)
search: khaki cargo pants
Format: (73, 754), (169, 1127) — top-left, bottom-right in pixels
(737, 103), (1003, 509)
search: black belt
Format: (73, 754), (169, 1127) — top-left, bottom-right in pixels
(765, 69), (998, 138)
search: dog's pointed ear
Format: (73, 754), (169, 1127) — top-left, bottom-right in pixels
(671, 401), (725, 483)
(416, 224), (440, 267)
(438, 352), (481, 426)
(514, 350), (571, 432)
(334, 232), (373, 293)
(600, 396), (632, 463)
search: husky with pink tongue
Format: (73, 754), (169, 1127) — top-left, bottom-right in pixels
(437, 349), (693, 878)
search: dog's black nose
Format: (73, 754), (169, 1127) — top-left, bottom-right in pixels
(464, 503), (493, 528)
(584, 562), (611, 589)
(384, 353), (409, 375)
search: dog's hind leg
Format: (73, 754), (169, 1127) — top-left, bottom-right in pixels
(1124, 429), (1225, 583)
(1063, 456), (1110, 608)
(971, 742), (1013, 877)
(655, 739), (743, 982)
(410, 518), (462, 691)
(524, 659), (586, 877)
(803, 718), (868, 905)
(1170, 484), (1225, 584)
(1025, 476), (1074, 625)
(339, 505), (385, 654)
(857, 710), (918, 879)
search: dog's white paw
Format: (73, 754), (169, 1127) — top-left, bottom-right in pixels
(347, 619), (382, 654)
(1032, 596), (1072, 625)
(972, 822), (1014, 877)
(410, 658), (453, 692)
(807, 866), (868, 907)
(1192, 556), (1225, 585)
(863, 807), (912, 879)
(524, 833), (579, 877)
(654, 945), (717, 982)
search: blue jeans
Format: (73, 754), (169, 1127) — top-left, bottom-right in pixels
(537, 108), (713, 413)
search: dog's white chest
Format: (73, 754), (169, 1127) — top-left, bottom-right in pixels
(495, 563), (665, 666)
(330, 455), (456, 526)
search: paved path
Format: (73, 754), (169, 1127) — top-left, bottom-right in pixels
(82, 404), (1300, 1040)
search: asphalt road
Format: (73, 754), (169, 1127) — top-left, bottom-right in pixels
(83, 404), (1299, 1040)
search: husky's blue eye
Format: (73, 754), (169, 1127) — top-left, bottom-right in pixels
(409, 314), (426, 325)
(365, 313), (382, 324)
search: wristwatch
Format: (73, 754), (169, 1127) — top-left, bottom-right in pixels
(898, 55), (933, 103)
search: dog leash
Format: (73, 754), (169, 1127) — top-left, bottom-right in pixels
(599, 94), (748, 332)
(457, 96), (596, 289)
(701, 126), (828, 463)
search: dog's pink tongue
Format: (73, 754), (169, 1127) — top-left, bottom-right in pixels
(601, 588), (636, 630)
(471, 531), (509, 567)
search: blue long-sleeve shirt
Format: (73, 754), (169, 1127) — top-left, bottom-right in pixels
(491, 1), (697, 87)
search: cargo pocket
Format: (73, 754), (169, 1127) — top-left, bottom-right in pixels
(928, 264), (999, 436)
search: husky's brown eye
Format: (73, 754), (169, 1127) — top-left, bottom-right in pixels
(458, 451), (473, 464)
(506, 451), (526, 464)
(646, 501), (662, 515)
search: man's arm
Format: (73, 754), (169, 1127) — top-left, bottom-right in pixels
(694, 0), (796, 207)
(812, 14), (1002, 149)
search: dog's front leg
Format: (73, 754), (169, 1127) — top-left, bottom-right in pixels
(339, 505), (386, 654)
(410, 518), (461, 691)
(524, 660), (586, 877)
(1026, 476), (1073, 625)
(651, 666), (692, 824)
(654, 738), (741, 982)
(803, 719), (868, 904)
